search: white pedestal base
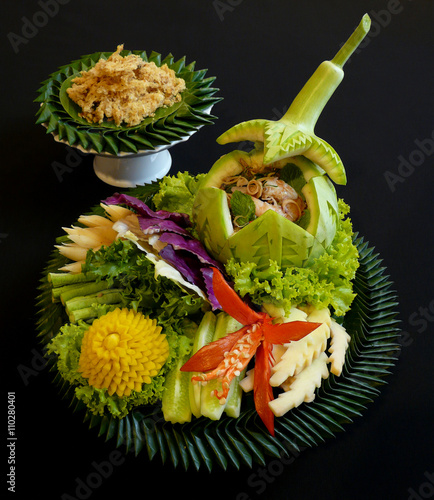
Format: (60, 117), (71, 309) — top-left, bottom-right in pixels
(93, 149), (172, 187)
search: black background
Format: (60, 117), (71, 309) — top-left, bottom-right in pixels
(2, 1), (433, 499)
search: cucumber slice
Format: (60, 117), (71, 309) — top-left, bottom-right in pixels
(224, 368), (246, 418)
(162, 355), (192, 424)
(188, 311), (217, 418)
(200, 313), (243, 420)
(199, 379), (226, 420)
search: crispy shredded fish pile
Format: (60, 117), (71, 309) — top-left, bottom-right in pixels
(67, 44), (186, 127)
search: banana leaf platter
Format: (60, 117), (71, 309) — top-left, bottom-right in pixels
(36, 183), (401, 472)
(34, 49), (222, 156)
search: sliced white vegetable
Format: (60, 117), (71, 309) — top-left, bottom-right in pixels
(269, 322), (330, 386)
(271, 343), (287, 366)
(268, 352), (329, 417)
(239, 369), (255, 392)
(328, 319), (351, 376)
(284, 306), (309, 323)
(306, 307), (331, 326)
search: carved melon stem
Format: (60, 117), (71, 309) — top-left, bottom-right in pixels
(280, 14), (371, 133)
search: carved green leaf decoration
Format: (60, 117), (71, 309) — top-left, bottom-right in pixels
(263, 123), (347, 185)
(36, 200), (401, 470)
(35, 50), (222, 155)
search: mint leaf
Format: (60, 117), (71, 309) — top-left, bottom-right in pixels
(230, 190), (256, 227)
(279, 163), (306, 195)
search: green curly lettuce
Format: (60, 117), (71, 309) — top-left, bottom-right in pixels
(225, 200), (359, 316)
(152, 171), (206, 219)
(82, 238), (205, 323)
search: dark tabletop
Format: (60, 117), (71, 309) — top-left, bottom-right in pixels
(2, 1), (433, 499)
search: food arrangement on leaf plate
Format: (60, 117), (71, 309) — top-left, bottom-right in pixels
(35, 45), (221, 155)
(37, 15), (401, 468)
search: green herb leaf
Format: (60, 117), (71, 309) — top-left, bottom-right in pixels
(230, 190), (256, 227)
(279, 163), (306, 195)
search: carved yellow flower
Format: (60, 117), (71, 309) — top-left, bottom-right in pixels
(78, 308), (169, 397)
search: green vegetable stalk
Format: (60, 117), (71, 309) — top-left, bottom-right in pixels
(48, 271), (98, 288)
(51, 282), (86, 301)
(68, 305), (120, 323)
(56, 280), (111, 303)
(49, 271), (122, 321)
(64, 289), (123, 313)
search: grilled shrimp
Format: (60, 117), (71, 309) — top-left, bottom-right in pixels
(251, 197), (285, 217)
(251, 196), (304, 222)
(261, 177), (298, 202)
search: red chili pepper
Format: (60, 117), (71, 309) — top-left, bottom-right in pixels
(253, 340), (275, 435)
(180, 326), (250, 373)
(181, 268), (321, 435)
(211, 267), (263, 325)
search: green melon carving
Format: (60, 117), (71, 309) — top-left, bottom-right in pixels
(216, 15), (372, 186)
(226, 209), (317, 269)
(192, 149), (339, 269)
(194, 15), (373, 269)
